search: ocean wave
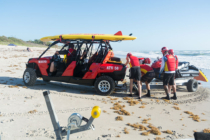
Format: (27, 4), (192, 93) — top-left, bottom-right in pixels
(114, 50), (210, 70)
(175, 50), (210, 56)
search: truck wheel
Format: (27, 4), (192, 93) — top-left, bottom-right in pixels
(187, 79), (198, 92)
(94, 76), (115, 96)
(23, 68), (37, 86)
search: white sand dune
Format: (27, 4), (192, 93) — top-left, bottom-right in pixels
(0, 45), (210, 140)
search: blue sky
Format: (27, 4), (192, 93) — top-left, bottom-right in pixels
(0, 0), (210, 51)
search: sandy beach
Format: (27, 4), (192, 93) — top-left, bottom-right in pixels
(0, 45), (210, 140)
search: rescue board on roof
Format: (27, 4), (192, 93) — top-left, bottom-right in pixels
(40, 31), (137, 42)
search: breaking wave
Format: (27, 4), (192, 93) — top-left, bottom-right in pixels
(115, 50), (210, 70)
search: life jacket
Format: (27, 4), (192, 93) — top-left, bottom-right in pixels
(67, 48), (75, 57)
(64, 48), (76, 63)
(174, 55), (178, 70)
(164, 54), (176, 72)
(129, 55), (140, 67)
(140, 64), (153, 75)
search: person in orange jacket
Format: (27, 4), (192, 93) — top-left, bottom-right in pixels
(168, 49), (178, 100)
(169, 49), (178, 69)
(159, 47), (176, 100)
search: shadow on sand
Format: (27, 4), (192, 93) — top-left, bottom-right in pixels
(0, 76), (129, 97)
(0, 76), (191, 100)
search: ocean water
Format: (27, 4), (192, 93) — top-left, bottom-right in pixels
(115, 50), (210, 70)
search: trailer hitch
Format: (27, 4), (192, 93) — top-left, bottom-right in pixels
(43, 91), (101, 140)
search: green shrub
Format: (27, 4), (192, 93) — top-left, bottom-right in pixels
(0, 36), (54, 47)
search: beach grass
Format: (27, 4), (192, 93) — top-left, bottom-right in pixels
(0, 36), (57, 48)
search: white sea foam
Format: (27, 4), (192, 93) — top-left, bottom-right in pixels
(115, 50), (210, 70)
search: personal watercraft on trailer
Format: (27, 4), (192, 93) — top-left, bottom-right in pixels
(132, 57), (208, 92)
(150, 57), (208, 92)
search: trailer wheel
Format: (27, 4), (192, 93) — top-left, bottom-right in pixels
(94, 76), (115, 96)
(187, 79), (198, 92)
(23, 68), (37, 86)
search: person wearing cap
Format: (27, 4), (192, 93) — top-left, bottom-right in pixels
(159, 47), (176, 100)
(168, 49), (178, 100)
(125, 53), (142, 99)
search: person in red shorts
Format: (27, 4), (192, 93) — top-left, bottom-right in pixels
(125, 53), (142, 99)
(140, 61), (155, 97)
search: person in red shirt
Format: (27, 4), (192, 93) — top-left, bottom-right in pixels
(168, 49), (178, 100)
(49, 43), (76, 76)
(125, 53), (142, 99)
(140, 63), (155, 97)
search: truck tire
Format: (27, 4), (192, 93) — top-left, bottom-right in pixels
(23, 68), (37, 86)
(94, 76), (115, 96)
(187, 79), (198, 92)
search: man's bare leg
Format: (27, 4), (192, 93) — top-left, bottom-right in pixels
(172, 84), (176, 93)
(137, 80), (141, 98)
(163, 85), (170, 100)
(50, 62), (55, 72)
(171, 84), (177, 100)
(168, 84), (172, 94)
(172, 82), (176, 93)
(49, 62), (57, 76)
(164, 85), (169, 94)
(140, 81), (142, 95)
(129, 79), (133, 96)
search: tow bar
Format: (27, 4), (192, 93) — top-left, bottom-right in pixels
(43, 91), (101, 140)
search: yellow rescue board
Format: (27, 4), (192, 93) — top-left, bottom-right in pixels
(194, 70), (208, 82)
(40, 33), (137, 42)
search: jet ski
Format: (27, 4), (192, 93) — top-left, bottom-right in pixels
(137, 57), (208, 92)
(151, 57), (207, 81)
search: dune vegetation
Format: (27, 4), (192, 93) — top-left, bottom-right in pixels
(0, 36), (52, 47)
